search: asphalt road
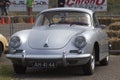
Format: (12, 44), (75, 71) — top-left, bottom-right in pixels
(6, 55), (119, 80)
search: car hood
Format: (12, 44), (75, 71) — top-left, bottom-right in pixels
(28, 26), (86, 49)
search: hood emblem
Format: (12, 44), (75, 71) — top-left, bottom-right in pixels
(44, 36), (49, 47)
(44, 43), (49, 47)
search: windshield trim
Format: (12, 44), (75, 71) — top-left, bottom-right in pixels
(35, 11), (92, 27)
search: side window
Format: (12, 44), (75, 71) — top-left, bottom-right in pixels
(93, 13), (99, 27)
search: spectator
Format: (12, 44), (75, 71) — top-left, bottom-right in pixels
(26, 0), (34, 16)
(0, 0), (10, 16)
(58, 0), (65, 7)
(0, 1), (2, 15)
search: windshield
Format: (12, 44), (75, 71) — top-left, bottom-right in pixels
(35, 11), (91, 26)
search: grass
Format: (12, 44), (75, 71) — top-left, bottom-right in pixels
(0, 61), (14, 80)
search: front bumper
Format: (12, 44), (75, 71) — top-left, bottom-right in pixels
(7, 52), (91, 67)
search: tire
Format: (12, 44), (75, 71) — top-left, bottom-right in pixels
(100, 55), (109, 65)
(83, 49), (95, 75)
(0, 43), (3, 57)
(13, 64), (27, 74)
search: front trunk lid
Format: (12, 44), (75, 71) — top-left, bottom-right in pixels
(28, 26), (85, 50)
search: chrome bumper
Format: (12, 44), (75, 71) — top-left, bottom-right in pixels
(7, 53), (91, 66)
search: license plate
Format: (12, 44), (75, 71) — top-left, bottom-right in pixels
(33, 62), (56, 68)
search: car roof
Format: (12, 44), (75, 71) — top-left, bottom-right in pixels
(41, 7), (94, 15)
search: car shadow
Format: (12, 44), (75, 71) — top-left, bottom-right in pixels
(13, 62), (107, 79)
(14, 67), (85, 79)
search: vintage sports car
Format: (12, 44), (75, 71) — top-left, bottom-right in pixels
(7, 8), (109, 75)
(0, 34), (8, 57)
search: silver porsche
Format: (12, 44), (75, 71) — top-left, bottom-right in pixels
(7, 8), (109, 75)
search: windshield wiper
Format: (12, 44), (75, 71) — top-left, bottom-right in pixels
(70, 22), (88, 26)
(49, 23), (55, 26)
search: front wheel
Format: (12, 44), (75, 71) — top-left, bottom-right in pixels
(83, 50), (95, 75)
(13, 64), (27, 74)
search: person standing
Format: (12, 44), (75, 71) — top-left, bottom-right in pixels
(26, 0), (34, 16)
(0, 0), (10, 16)
(58, 0), (65, 7)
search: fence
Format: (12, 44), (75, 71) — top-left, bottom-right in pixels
(0, 16), (34, 40)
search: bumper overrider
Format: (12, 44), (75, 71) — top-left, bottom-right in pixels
(6, 51), (91, 68)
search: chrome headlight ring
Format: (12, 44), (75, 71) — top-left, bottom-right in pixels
(9, 36), (21, 49)
(74, 36), (87, 49)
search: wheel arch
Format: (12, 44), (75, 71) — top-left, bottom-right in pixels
(0, 41), (4, 55)
(94, 42), (100, 61)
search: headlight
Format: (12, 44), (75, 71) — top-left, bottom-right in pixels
(9, 36), (21, 48)
(74, 36), (87, 49)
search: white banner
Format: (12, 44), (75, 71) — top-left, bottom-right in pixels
(9, 0), (49, 11)
(65, 0), (107, 11)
